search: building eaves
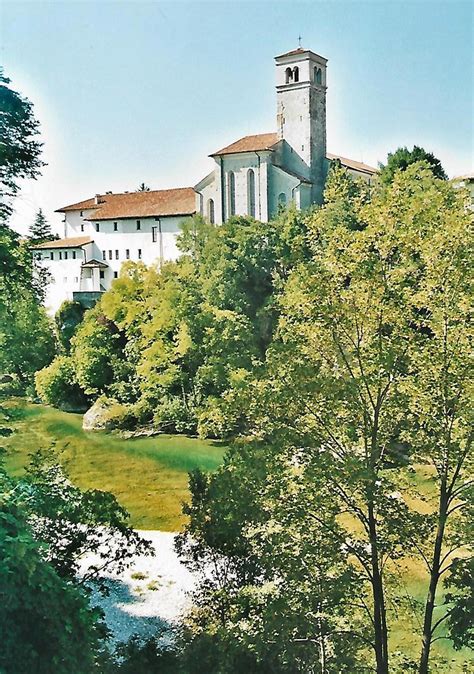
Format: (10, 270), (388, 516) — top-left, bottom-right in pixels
(210, 133), (278, 157)
(327, 153), (378, 175)
(31, 236), (92, 250)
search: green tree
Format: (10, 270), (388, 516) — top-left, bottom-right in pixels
(14, 450), (151, 585)
(0, 502), (104, 674)
(0, 70), (44, 221)
(177, 163), (472, 673)
(35, 355), (86, 409)
(28, 207), (54, 242)
(0, 72), (55, 386)
(55, 300), (85, 353)
(378, 145), (447, 184)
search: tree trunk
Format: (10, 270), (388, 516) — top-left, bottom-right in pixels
(418, 485), (448, 674)
(368, 503), (389, 674)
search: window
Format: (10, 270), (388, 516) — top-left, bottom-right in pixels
(81, 224), (84, 232)
(114, 222), (118, 231)
(64, 251), (68, 260)
(138, 249), (142, 260)
(36, 253), (42, 261)
(100, 271), (105, 279)
(285, 67), (292, 84)
(278, 192), (287, 207)
(72, 251), (76, 259)
(114, 271), (118, 279)
(136, 220), (141, 230)
(59, 252), (62, 260)
(247, 170), (256, 218)
(293, 66), (299, 82)
(115, 250), (119, 260)
(80, 211), (83, 217)
(152, 226), (158, 242)
(95, 223), (100, 232)
(102, 250), (106, 260)
(314, 67), (322, 85)
(74, 276), (78, 284)
(126, 249), (130, 260)
(50, 252), (54, 260)
(228, 171), (236, 217)
(108, 250), (112, 260)
(207, 198), (215, 224)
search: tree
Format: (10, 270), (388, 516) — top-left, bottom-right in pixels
(378, 145), (447, 184)
(0, 69), (44, 221)
(0, 504), (105, 674)
(35, 355), (86, 409)
(55, 300), (85, 353)
(177, 163), (472, 672)
(14, 450), (151, 585)
(136, 182), (151, 192)
(28, 208), (53, 242)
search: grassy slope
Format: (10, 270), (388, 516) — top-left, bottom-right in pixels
(1, 398), (225, 531)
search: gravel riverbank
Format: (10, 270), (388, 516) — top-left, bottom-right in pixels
(80, 531), (196, 646)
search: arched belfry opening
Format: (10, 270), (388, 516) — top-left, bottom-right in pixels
(285, 67), (293, 84)
(293, 66), (299, 82)
(314, 67), (322, 85)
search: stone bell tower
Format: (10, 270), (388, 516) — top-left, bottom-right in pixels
(275, 47), (328, 203)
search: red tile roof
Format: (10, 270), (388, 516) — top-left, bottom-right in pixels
(327, 153), (377, 175)
(211, 133), (279, 157)
(31, 236), (92, 250)
(210, 132), (377, 174)
(56, 198), (98, 212)
(275, 48), (308, 59)
(57, 188), (196, 220)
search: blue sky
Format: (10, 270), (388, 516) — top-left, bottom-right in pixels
(2, 0), (473, 234)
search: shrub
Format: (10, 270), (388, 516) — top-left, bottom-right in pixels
(55, 300), (85, 353)
(101, 398), (136, 430)
(153, 397), (197, 435)
(35, 355), (86, 410)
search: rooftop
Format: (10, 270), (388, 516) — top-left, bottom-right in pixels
(210, 132), (378, 174)
(57, 187), (196, 220)
(327, 152), (378, 175)
(211, 133), (278, 157)
(32, 236), (92, 250)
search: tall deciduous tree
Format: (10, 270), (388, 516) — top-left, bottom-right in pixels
(378, 145), (447, 184)
(0, 70), (44, 221)
(177, 162), (472, 673)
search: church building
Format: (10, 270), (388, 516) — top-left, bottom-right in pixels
(33, 47), (376, 314)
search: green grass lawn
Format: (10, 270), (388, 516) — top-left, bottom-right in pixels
(1, 398), (225, 530)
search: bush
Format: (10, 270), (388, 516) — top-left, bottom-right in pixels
(55, 300), (85, 353)
(101, 398), (136, 430)
(153, 397), (197, 435)
(35, 355), (86, 410)
(197, 397), (241, 439)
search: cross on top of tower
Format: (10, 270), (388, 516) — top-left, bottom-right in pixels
(298, 35), (302, 48)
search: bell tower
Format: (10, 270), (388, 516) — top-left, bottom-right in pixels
(275, 47), (327, 203)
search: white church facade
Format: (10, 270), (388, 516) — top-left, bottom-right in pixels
(33, 47), (376, 314)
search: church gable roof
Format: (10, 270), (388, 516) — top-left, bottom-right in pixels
(211, 133), (278, 157)
(58, 188), (196, 220)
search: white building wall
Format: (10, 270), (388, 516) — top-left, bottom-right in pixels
(213, 152), (272, 223)
(39, 213), (191, 314)
(268, 164), (299, 219)
(35, 247), (87, 314)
